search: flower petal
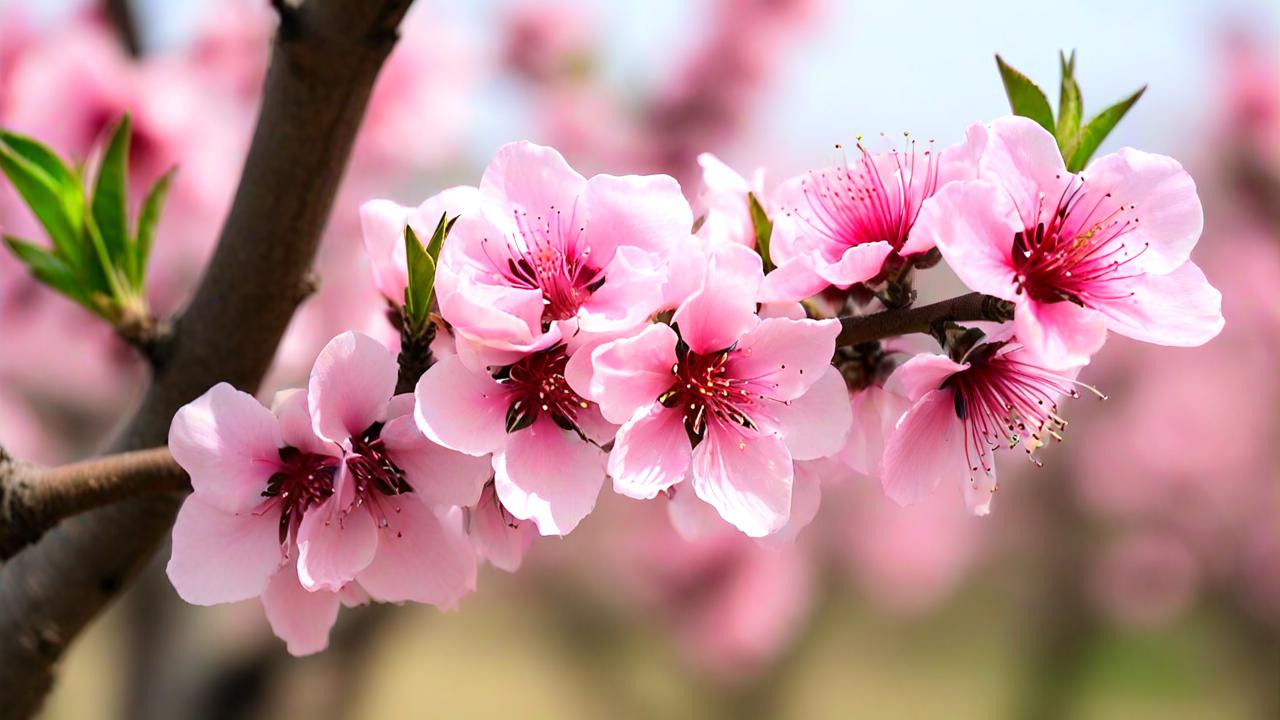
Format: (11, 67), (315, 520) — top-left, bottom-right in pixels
(775, 366), (852, 461)
(480, 140), (586, 216)
(166, 496), (283, 606)
(359, 198), (414, 304)
(916, 180), (1021, 300)
(978, 115), (1071, 223)
(261, 560), (341, 656)
(588, 323), (678, 424)
(577, 245), (667, 333)
(414, 355), (511, 456)
(493, 417), (606, 536)
(892, 353), (967, 402)
(296, 492), (378, 592)
(168, 382), (283, 514)
(758, 255), (831, 303)
(357, 501), (477, 608)
(728, 317), (839, 401)
(691, 423), (793, 537)
(816, 241), (895, 287)
(1097, 260), (1224, 347)
(609, 405), (692, 499)
(470, 486), (537, 573)
(672, 242), (763, 354)
(881, 389), (966, 506)
(381, 414), (492, 508)
(1014, 299), (1109, 370)
(308, 332), (397, 444)
(583, 172), (691, 260)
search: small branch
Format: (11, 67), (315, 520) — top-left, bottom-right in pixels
(103, 0), (142, 57)
(836, 292), (1014, 347)
(0, 448), (185, 562)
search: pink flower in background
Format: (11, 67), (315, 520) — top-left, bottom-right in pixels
(692, 152), (764, 248)
(414, 340), (613, 536)
(468, 482), (539, 573)
(436, 141), (688, 353)
(919, 116), (1223, 368)
(166, 333), (483, 653)
(1090, 532), (1200, 628)
(837, 383), (913, 480)
(586, 242), (850, 537)
(761, 127), (984, 302)
(882, 340), (1097, 515)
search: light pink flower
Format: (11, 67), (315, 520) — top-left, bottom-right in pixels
(166, 333), (484, 653)
(917, 116), (1223, 368)
(882, 340), (1098, 514)
(761, 127), (984, 301)
(436, 141), (689, 352)
(692, 152), (764, 248)
(837, 383), (912, 480)
(467, 482), (538, 572)
(414, 340), (612, 536)
(359, 187), (480, 306)
(584, 242), (850, 537)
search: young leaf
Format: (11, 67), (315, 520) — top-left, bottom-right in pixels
(1067, 84), (1147, 172)
(1055, 50), (1083, 158)
(4, 235), (92, 310)
(0, 146), (81, 265)
(0, 131), (77, 188)
(91, 115), (131, 269)
(132, 167), (176, 290)
(995, 54), (1055, 133)
(747, 192), (774, 273)
(425, 211), (451, 261)
(403, 223), (437, 331)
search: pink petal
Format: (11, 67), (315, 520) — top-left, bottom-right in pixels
(758, 255), (830, 303)
(166, 496), (283, 606)
(470, 488), (537, 573)
(978, 115), (1071, 223)
(1014, 299), (1109, 370)
(437, 263), (548, 350)
(308, 332), (397, 444)
(296, 494), (378, 592)
(728, 317), (839, 401)
(271, 389), (331, 456)
(667, 482), (734, 541)
(691, 423), (793, 538)
(893, 353), (967, 402)
(962, 465), (998, 517)
(493, 416), (607, 536)
(583, 172), (691, 260)
(261, 560), (341, 656)
(414, 355), (511, 456)
(359, 198), (414, 304)
(672, 242), (763, 354)
(168, 382), (283, 514)
(838, 385), (912, 478)
(588, 323), (678, 424)
(767, 174), (823, 265)
(1097, 260), (1224, 346)
(816, 241), (895, 287)
(1081, 148), (1203, 275)
(775, 366), (852, 461)
(916, 180), (1021, 300)
(381, 414), (491, 508)
(479, 140), (586, 216)
(762, 459), (825, 545)
(414, 185), (481, 238)
(608, 405), (692, 499)
(357, 501), (477, 608)
(578, 245), (667, 333)
(881, 389), (966, 506)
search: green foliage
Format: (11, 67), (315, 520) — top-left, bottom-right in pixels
(402, 212), (456, 336)
(0, 115), (176, 330)
(994, 53), (1145, 171)
(747, 192), (775, 273)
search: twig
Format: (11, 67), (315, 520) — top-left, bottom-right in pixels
(103, 0), (142, 57)
(0, 448), (184, 561)
(0, 1), (416, 715)
(836, 292), (1014, 347)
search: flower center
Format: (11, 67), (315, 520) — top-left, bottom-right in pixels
(1010, 178), (1146, 306)
(795, 137), (938, 259)
(659, 339), (761, 445)
(944, 343), (1104, 479)
(495, 344), (591, 434)
(347, 423), (413, 499)
(262, 447), (340, 545)
(491, 206), (605, 324)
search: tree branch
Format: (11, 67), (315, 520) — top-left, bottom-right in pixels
(103, 0), (143, 57)
(0, 0), (415, 715)
(0, 448), (184, 562)
(836, 292), (1014, 347)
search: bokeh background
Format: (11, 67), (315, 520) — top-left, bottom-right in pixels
(1, 0), (1278, 718)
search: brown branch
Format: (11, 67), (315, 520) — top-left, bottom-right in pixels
(103, 0), (142, 57)
(0, 448), (185, 561)
(836, 292), (1014, 347)
(0, 0), (415, 715)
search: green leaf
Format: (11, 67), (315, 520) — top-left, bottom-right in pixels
(403, 222), (437, 331)
(4, 235), (93, 311)
(91, 114), (131, 269)
(995, 54), (1055, 133)
(83, 212), (128, 301)
(0, 146), (82, 265)
(1055, 50), (1082, 159)
(132, 167), (176, 290)
(425, 211), (451, 261)
(747, 192), (774, 273)
(1067, 84), (1147, 172)
(0, 131), (77, 188)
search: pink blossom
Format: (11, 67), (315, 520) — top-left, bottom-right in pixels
(882, 340), (1099, 514)
(917, 116), (1223, 368)
(435, 141), (689, 353)
(692, 152), (764, 248)
(359, 187), (480, 307)
(584, 242), (850, 537)
(761, 127), (985, 302)
(414, 339), (613, 536)
(467, 482), (538, 573)
(166, 333), (484, 653)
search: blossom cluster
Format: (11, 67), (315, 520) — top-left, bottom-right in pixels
(166, 117), (1222, 653)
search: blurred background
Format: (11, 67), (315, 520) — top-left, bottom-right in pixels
(1, 0), (1278, 718)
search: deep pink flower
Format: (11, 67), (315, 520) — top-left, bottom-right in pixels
(917, 116), (1224, 368)
(414, 339), (613, 536)
(584, 242), (850, 537)
(761, 127), (984, 301)
(436, 141), (689, 352)
(882, 340), (1099, 514)
(166, 333), (484, 653)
